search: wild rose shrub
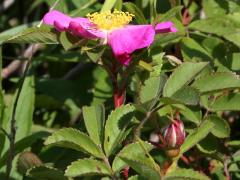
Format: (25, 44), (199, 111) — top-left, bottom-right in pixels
(0, 0), (240, 179)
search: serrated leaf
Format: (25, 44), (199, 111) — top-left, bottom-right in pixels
(0, 22), (39, 44)
(197, 134), (218, 154)
(140, 74), (167, 110)
(163, 62), (208, 97)
(27, 166), (67, 180)
(206, 115), (230, 138)
(171, 86), (200, 105)
(123, 2), (147, 24)
(192, 72), (240, 94)
(65, 159), (111, 177)
(163, 168), (210, 180)
(180, 120), (215, 154)
(179, 106), (202, 124)
(153, 6), (183, 24)
(5, 26), (59, 44)
(189, 13), (240, 47)
(211, 93), (240, 111)
(112, 141), (154, 173)
(118, 142), (160, 179)
(44, 128), (104, 159)
(128, 175), (146, 180)
(82, 104), (105, 146)
(0, 131), (49, 168)
(104, 104), (135, 156)
(180, 37), (212, 62)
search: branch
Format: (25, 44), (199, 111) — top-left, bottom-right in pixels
(2, 44), (42, 79)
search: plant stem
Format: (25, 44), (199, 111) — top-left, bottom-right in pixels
(5, 58), (31, 180)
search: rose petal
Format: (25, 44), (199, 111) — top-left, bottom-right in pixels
(108, 25), (155, 65)
(155, 21), (178, 34)
(43, 10), (72, 31)
(69, 18), (106, 39)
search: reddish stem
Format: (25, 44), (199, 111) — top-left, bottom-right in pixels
(113, 86), (125, 108)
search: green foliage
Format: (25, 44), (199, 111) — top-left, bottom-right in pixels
(192, 72), (240, 94)
(164, 168), (210, 180)
(163, 62), (208, 97)
(180, 120), (215, 154)
(44, 128), (105, 158)
(27, 166), (67, 180)
(1, 0), (240, 179)
(104, 104), (135, 156)
(117, 141), (160, 179)
(65, 159), (111, 177)
(82, 104), (105, 146)
(5, 26), (59, 44)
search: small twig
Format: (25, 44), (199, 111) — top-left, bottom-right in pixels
(2, 44), (42, 79)
(62, 62), (90, 80)
(224, 157), (231, 180)
(5, 49), (33, 179)
(0, 127), (10, 139)
(134, 104), (165, 141)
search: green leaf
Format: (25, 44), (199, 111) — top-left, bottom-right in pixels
(211, 93), (240, 111)
(170, 86), (200, 105)
(189, 13), (240, 47)
(86, 47), (105, 63)
(163, 62), (208, 97)
(0, 131), (49, 168)
(65, 158), (111, 177)
(180, 37), (212, 62)
(179, 105), (202, 124)
(27, 166), (67, 180)
(202, 0), (228, 18)
(101, 0), (117, 12)
(163, 168), (210, 180)
(82, 104), (105, 146)
(180, 120), (215, 154)
(227, 140), (240, 147)
(59, 32), (86, 50)
(118, 142), (160, 179)
(192, 72), (240, 94)
(206, 115), (230, 138)
(5, 26), (59, 44)
(139, 74), (167, 110)
(153, 6), (183, 24)
(197, 134), (218, 154)
(0, 22), (39, 44)
(4, 75), (35, 145)
(44, 128), (105, 159)
(104, 104), (135, 156)
(123, 2), (147, 24)
(128, 175), (146, 180)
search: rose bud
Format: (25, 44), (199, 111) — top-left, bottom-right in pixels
(162, 119), (185, 149)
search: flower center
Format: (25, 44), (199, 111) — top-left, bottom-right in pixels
(87, 10), (134, 30)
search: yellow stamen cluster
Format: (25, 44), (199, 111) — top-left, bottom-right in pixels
(87, 10), (134, 30)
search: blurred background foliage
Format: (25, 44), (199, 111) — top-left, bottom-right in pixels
(0, 0), (240, 179)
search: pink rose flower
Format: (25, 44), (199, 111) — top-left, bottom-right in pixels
(43, 10), (177, 65)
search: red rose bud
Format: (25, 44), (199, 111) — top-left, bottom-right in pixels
(162, 120), (185, 149)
